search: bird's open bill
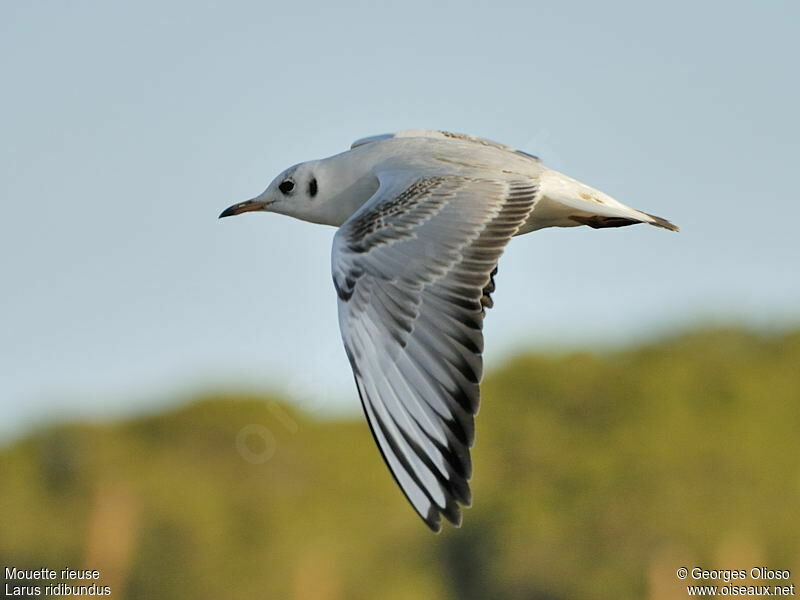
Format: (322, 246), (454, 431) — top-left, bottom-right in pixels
(219, 199), (271, 219)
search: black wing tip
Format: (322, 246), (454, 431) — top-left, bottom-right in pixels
(424, 509), (443, 533)
(420, 489), (472, 533)
(570, 213), (680, 232)
(441, 499), (463, 527)
(645, 212), (681, 232)
(446, 468), (473, 507)
(422, 506), (463, 534)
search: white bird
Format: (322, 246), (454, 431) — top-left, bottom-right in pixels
(220, 129), (678, 532)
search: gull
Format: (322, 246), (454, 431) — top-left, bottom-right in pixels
(219, 129), (678, 532)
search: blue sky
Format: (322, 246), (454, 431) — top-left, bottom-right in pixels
(2, 1), (798, 439)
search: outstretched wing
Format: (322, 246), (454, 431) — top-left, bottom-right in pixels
(351, 129), (540, 162)
(332, 170), (538, 531)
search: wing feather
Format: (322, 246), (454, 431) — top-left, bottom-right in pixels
(351, 130), (541, 164)
(333, 171), (538, 531)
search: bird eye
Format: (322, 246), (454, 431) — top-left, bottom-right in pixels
(279, 179), (295, 194)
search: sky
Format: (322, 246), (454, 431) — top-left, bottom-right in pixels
(2, 0), (798, 440)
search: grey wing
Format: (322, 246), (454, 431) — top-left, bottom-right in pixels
(332, 170), (538, 531)
(351, 129), (540, 162)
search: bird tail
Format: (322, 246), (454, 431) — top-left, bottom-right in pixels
(537, 169), (679, 232)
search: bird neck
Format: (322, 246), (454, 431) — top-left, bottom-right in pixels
(312, 150), (381, 227)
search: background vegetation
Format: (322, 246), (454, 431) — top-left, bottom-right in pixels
(2, 328), (799, 599)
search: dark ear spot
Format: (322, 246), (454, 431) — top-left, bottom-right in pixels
(308, 177), (318, 198)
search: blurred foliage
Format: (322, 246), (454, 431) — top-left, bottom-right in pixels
(1, 328), (799, 599)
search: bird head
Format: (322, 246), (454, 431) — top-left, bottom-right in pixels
(219, 161), (323, 222)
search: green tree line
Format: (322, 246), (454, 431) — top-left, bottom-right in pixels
(2, 328), (799, 599)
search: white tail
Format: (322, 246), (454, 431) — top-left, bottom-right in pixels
(528, 169), (679, 233)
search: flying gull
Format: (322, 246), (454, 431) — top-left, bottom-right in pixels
(219, 129), (678, 532)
